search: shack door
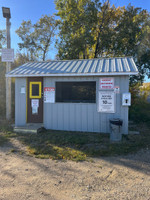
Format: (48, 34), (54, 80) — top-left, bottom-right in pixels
(27, 77), (43, 123)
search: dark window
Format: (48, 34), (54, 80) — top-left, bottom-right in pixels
(32, 84), (39, 96)
(56, 82), (96, 103)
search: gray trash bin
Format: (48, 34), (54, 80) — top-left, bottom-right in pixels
(109, 118), (123, 142)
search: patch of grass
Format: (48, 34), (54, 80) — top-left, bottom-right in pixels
(0, 120), (16, 146)
(0, 119), (14, 133)
(1, 119), (150, 161)
(18, 123), (150, 161)
(0, 133), (9, 146)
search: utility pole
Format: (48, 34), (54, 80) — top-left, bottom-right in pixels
(2, 7), (11, 120)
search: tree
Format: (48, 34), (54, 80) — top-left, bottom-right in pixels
(55, 0), (150, 83)
(93, 0), (118, 58)
(16, 15), (57, 61)
(113, 4), (150, 83)
(12, 51), (30, 69)
(136, 15), (150, 81)
(0, 30), (6, 49)
(55, 0), (100, 59)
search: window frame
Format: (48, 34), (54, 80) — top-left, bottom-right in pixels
(29, 82), (41, 99)
(55, 81), (96, 103)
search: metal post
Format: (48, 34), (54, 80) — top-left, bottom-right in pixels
(6, 17), (11, 120)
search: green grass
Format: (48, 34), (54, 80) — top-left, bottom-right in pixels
(18, 123), (150, 161)
(0, 133), (9, 146)
(0, 120), (17, 146)
(0, 120), (150, 161)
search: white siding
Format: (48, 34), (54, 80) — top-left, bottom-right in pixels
(43, 76), (129, 134)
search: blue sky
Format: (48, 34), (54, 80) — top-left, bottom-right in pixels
(0, 0), (57, 60)
(0, 0), (150, 81)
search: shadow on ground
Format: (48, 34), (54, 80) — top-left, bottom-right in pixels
(0, 122), (150, 175)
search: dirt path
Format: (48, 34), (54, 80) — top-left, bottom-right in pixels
(0, 138), (150, 200)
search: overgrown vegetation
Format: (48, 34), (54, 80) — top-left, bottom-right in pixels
(0, 120), (15, 145)
(0, 119), (150, 161)
(129, 83), (150, 125)
(17, 123), (150, 161)
(0, 132), (9, 146)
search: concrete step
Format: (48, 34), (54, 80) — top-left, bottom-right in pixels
(14, 127), (38, 134)
(14, 123), (44, 134)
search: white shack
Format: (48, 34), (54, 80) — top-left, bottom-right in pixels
(6, 57), (138, 134)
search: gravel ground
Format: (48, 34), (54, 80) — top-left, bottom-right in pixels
(0, 138), (150, 200)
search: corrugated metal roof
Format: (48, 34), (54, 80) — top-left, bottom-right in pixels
(6, 57), (138, 77)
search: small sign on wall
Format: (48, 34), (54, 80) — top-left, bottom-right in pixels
(20, 86), (26, 94)
(98, 91), (115, 113)
(122, 93), (131, 106)
(44, 87), (55, 103)
(114, 86), (120, 94)
(31, 99), (39, 114)
(99, 77), (114, 90)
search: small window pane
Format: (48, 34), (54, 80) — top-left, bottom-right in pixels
(56, 82), (96, 103)
(32, 84), (39, 96)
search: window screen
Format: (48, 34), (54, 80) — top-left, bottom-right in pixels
(56, 82), (96, 103)
(32, 84), (39, 96)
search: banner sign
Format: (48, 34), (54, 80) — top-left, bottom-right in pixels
(99, 77), (114, 90)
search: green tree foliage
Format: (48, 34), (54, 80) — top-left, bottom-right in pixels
(139, 82), (150, 101)
(113, 5), (150, 83)
(16, 15), (57, 61)
(129, 83), (150, 124)
(55, 0), (150, 82)
(93, 0), (119, 58)
(12, 52), (30, 68)
(0, 30), (6, 49)
(55, 0), (100, 59)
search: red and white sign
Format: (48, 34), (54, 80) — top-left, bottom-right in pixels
(44, 87), (55, 103)
(99, 78), (114, 89)
(114, 86), (120, 94)
(44, 87), (55, 92)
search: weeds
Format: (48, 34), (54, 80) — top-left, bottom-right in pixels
(18, 123), (150, 161)
(1, 119), (150, 161)
(0, 120), (16, 146)
(0, 133), (9, 146)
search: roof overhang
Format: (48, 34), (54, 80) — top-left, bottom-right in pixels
(6, 71), (139, 78)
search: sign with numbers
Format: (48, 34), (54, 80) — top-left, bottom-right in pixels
(98, 91), (115, 113)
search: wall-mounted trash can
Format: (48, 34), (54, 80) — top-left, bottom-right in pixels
(109, 118), (123, 142)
